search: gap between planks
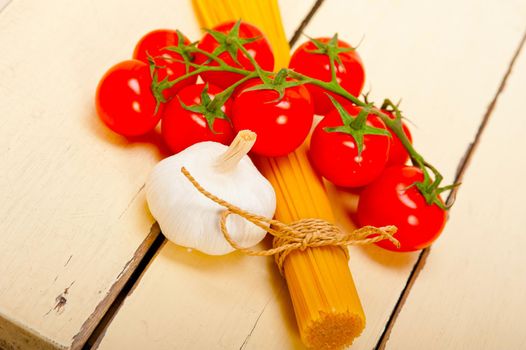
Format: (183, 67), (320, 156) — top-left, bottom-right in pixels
(82, 2), (326, 349)
(85, 231), (165, 349)
(288, 0), (325, 46)
(375, 27), (526, 350)
(72, 224), (161, 350)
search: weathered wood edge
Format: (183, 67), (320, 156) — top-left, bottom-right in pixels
(85, 2), (326, 348)
(0, 312), (64, 350)
(0, 221), (159, 350)
(375, 28), (526, 350)
(67, 223), (160, 350)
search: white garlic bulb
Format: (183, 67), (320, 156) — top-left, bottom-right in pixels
(146, 130), (276, 255)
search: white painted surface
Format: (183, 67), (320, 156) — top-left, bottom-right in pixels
(0, 0), (201, 348)
(295, 1), (526, 348)
(96, 1), (526, 349)
(386, 41), (526, 350)
(2, 0), (526, 349)
(0, 0), (314, 349)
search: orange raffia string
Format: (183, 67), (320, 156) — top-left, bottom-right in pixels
(191, 1), (370, 348)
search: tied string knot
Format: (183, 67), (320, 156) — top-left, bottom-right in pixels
(181, 167), (399, 275)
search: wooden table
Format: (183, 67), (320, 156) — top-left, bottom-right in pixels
(1, 0), (525, 349)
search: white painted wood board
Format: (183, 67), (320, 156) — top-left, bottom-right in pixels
(278, 0), (317, 44)
(290, 1), (526, 348)
(0, 0), (201, 349)
(0, 0), (316, 349)
(385, 38), (526, 350)
(95, 1), (526, 349)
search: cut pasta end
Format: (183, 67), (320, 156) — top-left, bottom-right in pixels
(303, 311), (365, 350)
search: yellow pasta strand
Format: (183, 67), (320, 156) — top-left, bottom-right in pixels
(191, 1), (365, 348)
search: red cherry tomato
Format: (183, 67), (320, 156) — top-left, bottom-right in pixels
(133, 29), (196, 99)
(357, 166), (447, 252)
(231, 79), (314, 157)
(161, 83), (234, 154)
(96, 60), (162, 137)
(382, 110), (413, 166)
(309, 104), (390, 187)
(289, 38), (365, 115)
(195, 21), (274, 88)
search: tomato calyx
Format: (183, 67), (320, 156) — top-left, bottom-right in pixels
(177, 84), (230, 133)
(240, 69), (304, 101)
(324, 95), (390, 156)
(163, 30), (196, 74)
(378, 99), (460, 209)
(203, 20), (261, 66)
(304, 34), (359, 90)
(411, 172), (459, 210)
(149, 66), (172, 110)
(146, 31), (196, 110)
(306, 34), (355, 67)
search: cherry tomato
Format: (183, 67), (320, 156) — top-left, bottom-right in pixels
(289, 37), (365, 115)
(231, 79), (313, 157)
(357, 166), (447, 252)
(195, 21), (274, 89)
(382, 110), (413, 166)
(309, 104), (390, 187)
(133, 29), (196, 99)
(162, 83), (234, 154)
(96, 60), (162, 137)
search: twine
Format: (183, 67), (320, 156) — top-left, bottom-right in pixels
(181, 167), (399, 274)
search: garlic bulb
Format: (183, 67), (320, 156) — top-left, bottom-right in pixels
(146, 130), (276, 255)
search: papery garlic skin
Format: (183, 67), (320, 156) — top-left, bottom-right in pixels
(146, 141), (276, 255)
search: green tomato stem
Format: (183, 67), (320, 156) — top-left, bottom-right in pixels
(150, 37), (455, 208)
(207, 73), (257, 111)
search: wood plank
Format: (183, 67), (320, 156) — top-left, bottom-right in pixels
(283, 1), (526, 349)
(0, 1), (202, 349)
(277, 0), (318, 46)
(237, 1), (524, 349)
(96, 1), (526, 350)
(0, 1), (315, 349)
(384, 36), (526, 350)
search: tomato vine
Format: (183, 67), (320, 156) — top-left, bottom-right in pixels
(149, 21), (458, 209)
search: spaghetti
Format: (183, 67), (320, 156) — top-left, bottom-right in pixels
(191, 1), (367, 348)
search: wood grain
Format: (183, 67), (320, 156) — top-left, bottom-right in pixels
(0, 0), (201, 349)
(385, 35), (526, 350)
(3, 0), (525, 349)
(289, 1), (526, 349)
(0, 1), (315, 349)
(94, 1), (526, 350)
(94, 1), (524, 349)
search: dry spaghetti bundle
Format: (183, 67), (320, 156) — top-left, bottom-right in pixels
(192, 1), (367, 348)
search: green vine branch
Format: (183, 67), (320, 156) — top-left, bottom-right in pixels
(149, 24), (457, 208)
